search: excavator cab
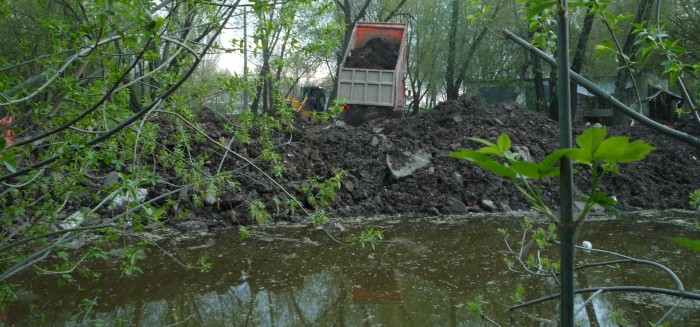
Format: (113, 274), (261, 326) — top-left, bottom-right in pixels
(286, 86), (327, 116)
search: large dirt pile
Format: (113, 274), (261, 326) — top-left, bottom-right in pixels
(155, 96), (700, 228)
(344, 37), (399, 70)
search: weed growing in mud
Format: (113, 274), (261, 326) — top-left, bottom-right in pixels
(346, 228), (384, 250)
(120, 247), (144, 277)
(196, 256), (213, 272)
(309, 210), (329, 228)
(690, 189), (700, 211)
(299, 169), (347, 210)
(248, 200), (270, 224)
(284, 197), (299, 216)
(238, 226), (251, 241)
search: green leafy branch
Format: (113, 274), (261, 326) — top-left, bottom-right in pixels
(451, 126), (654, 224)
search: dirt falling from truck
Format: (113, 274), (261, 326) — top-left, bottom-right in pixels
(344, 37), (399, 70)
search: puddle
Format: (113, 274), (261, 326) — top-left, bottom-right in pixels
(5, 211), (700, 326)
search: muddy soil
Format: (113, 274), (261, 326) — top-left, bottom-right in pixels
(344, 37), (399, 70)
(149, 96), (700, 229)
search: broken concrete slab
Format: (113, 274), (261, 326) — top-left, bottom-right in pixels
(386, 150), (432, 179)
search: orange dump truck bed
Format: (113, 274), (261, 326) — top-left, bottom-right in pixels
(337, 22), (407, 111)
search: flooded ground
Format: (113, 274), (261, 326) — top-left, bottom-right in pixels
(6, 210), (700, 326)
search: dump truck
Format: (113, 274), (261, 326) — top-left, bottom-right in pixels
(337, 22), (407, 125)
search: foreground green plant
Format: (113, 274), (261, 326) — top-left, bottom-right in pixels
(451, 126), (654, 222)
(453, 126), (659, 323)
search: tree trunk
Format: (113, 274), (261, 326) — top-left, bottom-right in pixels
(548, 69), (558, 121)
(328, 0), (373, 103)
(569, 5), (595, 120)
(613, 0), (655, 125)
(445, 0), (460, 100)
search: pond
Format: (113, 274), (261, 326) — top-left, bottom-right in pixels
(6, 211), (700, 326)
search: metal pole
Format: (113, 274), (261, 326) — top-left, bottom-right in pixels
(243, 8), (248, 112)
(555, 1), (575, 326)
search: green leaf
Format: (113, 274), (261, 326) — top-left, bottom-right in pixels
(590, 192), (620, 216)
(477, 146), (503, 157)
(512, 161), (542, 179)
(466, 136), (496, 148)
(58, 251), (69, 262)
(497, 133), (511, 152)
(451, 149), (491, 162)
(450, 149), (516, 179)
(590, 192), (618, 205)
(575, 127), (607, 162)
(540, 148), (576, 170)
(540, 167), (561, 178)
(594, 136), (630, 162)
(666, 237), (700, 252)
(614, 140), (655, 163)
(3, 160), (16, 173)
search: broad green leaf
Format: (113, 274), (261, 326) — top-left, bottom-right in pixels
(512, 161), (542, 179)
(477, 146), (503, 157)
(602, 161), (619, 173)
(567, 148), (592, 165)
(614, 140), (655, 163)
(497, 133), (511, 152)
(590, 192), (618, 205)
(540, 148), (576, 170)
(594, 136), (630, 162)
(3, 160), (16, 173)
(666, 237), (700, 252)
(575, 127), (607, 161)
(450, 149), (490, 162)
(476, 159), (517, 179)
(451, 149), (516, 179)
(540, 167), (561, 178)
(590, 192), (620, 217)
(466, 136), (496, 148)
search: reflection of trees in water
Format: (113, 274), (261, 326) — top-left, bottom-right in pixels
(52, 269), (670, 326)
(78, 270), (488, 326)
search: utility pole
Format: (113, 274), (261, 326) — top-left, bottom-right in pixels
(242, 8), (248, 112)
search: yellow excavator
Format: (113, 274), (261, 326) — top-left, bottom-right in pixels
(285, 86), (327, 117)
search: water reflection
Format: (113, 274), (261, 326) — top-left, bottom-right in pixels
(7, 213), (700, 326)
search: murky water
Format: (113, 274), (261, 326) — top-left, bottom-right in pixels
(6, 211), (700, 326)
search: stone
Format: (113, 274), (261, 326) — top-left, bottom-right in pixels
(451, 172), (463, 185)
(481, 199), (497, 212)
(500, 202), (512, 212)
(60, 211), (85, 230)
(103, 171), (120, 189)
(449, 198), (468, 214)
(175, 221), (208, 232)
(386, 150), (432, 179)
(111, 188), (148, 209)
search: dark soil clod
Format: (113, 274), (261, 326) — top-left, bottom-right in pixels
(344, 37), (399, 70)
